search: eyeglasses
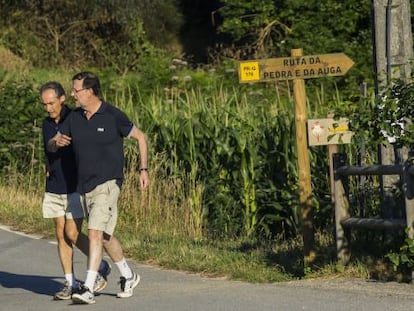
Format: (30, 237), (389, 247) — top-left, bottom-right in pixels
(71, 88), (88, 94)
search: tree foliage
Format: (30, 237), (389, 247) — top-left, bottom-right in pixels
(217, 0), (374, 83)
(354, 80), (414, 148)
(0, 0), (183, 73)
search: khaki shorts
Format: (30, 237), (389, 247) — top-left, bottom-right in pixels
(42, 192), (85, 219)
(84, 179), (119, 236)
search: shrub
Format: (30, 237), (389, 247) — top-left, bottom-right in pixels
(0, 74), (44, 183)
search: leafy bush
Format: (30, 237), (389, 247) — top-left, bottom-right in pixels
(372, 80), (414, 148)
(0, 74), (44, 179)
(331, 79), (414, 156)
(386, 229), (414, 275)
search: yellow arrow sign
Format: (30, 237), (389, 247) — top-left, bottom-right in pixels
(239, 53), (354, 83)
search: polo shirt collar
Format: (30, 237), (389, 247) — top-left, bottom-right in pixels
(96, 101), (108, 114)
(60, 105), (71, 122)
(81, 101), (108, 118)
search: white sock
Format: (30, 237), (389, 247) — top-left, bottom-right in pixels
(115, 258), (133, 279)
(84, 270), (98, 292)
(64, 274), (74, 287)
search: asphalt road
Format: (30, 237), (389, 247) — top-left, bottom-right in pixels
(1, 224), (414, 311)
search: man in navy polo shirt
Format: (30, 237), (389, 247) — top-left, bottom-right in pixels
(40, 81), (111, 300)
(50, 72), (150, 304)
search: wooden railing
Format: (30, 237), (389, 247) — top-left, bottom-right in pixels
(333, 153), (414, 265)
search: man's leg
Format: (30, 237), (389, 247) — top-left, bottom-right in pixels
(65, 193), (89, 254)
(102, 235), (123, 262)
(103, 235), (140, 298)
(65, 217), (88, 253)
(71, 228), (102, 305)
(94, 180), (140, 298)
(43, 192), (75, 299)
(66, 217), (111, 289)
(55, 217), (73, 275)
(73, 180), (137, 303)
(86, 228), (104, 284)
(53, 216), (75, 300)
(103, 235), (132, 278)
(66, 192), (112, 293)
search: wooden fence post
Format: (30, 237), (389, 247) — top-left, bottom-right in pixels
(403, 153), (414, 281)
(403, 154), (414, 237)
(333, 153), (351, 264)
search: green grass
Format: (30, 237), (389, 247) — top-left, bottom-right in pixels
(121, 233), (293, 282)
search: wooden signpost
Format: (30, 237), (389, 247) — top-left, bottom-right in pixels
(238, 49), (354, 266)
(239, 52), (354, 83)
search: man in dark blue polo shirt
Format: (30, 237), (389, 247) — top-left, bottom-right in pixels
(40, 81), (111, 300)
(50, 72), (150, 304)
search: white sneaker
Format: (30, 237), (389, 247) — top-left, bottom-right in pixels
(72, 285), (96, 304)
(117, 272), (140, 298)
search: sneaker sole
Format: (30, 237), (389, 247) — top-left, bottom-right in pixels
(94, 279), (108, 293)
(95, 264), (112, 292)
(116, 274), (140, 298)
(53, 295), (72, 301)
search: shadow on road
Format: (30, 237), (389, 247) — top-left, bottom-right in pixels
(0, 271), (62, 296)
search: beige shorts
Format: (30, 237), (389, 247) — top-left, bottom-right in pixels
(42, 192), (85, 219)
(84, 179), (119, 236)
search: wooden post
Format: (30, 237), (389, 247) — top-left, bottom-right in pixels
(292, 48), (315, 266)
(327, 113), (338, 208)
(403, 155), (414, 237)
(333, 153), (351, 264)
(403, 153), (414, 281)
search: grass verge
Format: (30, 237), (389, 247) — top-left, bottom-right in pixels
(0, 183), (397, 283)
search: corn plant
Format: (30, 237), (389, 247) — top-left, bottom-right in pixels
(135, 81), (308, 239)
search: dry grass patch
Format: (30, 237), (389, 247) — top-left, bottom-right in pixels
(0, 183), (52, 236)
(0, 46), (31, 72)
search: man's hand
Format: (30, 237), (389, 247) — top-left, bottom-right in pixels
(47, 133), (72, 152)
(54, 133), (72, 147)
(139, 170), (150, 189)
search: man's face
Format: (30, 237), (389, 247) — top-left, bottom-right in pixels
(41, 89), (65, 121)
(71, 79), (89, 108)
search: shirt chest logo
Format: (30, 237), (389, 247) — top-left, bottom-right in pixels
(97, 127), (105, 132)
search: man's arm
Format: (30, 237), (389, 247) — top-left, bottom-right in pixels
(129, 126), (150, 189)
